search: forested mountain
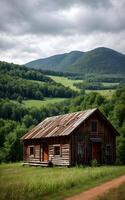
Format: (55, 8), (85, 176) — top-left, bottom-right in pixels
(0, 61), (52, 82)
(26, 47), (125, 75)
(0, 61), (76, 100)
(26, 51), (83, 71)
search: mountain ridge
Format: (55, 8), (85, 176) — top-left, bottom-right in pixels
(25, 47), (125, 75)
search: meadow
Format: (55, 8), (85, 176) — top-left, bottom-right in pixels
(0, 163), (125, 200)
(86, 89), (115, 99)
(48, 75), (83, 91)
(12, 89), (114, 109)
(22, 98), (68, 108)
(48, 75), (116, 99)
(102, 82), (119, 86)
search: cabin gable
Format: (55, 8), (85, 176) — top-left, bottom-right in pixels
(70, 110), (116, 165)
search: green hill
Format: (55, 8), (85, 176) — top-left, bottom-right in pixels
(0, 61), (76, 100)
(25, 47), (125, 75)
(26, 51), (83, 71)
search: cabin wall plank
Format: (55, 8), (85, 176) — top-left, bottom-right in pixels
(49, 143), (70, 165)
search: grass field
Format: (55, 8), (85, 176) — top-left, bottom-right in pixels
(48, 75), (116, 98)
(86, 89), (115, 99)
(98, 183), (125, 200)
(102, 82), (119, 86)
(48, 75), (83, 91)
(0, 164), (125, 200)
(22, 98), (68, 108)
(29, 80), (45, 84)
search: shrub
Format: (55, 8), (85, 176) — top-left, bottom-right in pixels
(91, 159), (98, 167)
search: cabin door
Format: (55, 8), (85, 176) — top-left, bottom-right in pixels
(42, 143), (49, 162)
(92, 143), (102, 163)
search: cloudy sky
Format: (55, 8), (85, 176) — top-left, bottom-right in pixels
(0, 0), (125, 64)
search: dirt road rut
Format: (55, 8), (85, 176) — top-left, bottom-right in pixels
(66, 175), (125, 200)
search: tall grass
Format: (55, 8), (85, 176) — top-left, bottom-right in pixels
(0, 163), (125, 200)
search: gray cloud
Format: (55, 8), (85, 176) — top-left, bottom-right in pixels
(0, 0), (125, 63)
(1, 0), (124, 35)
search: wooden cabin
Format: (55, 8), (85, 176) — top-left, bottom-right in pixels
(21, 108), (118, 166)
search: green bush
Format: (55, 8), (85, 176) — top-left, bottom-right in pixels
(91, 159), (98, 167)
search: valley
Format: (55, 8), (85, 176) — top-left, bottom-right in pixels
(0, 47), (125, 167)
(48, 75), (118, 99)
(0, 55), (125, 200)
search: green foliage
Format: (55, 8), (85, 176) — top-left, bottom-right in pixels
(0, 119), (17, 148)
(0, 74), (76, 100)
(0, 61), (77, 101)
(17, 96), (23, 103)
(74, 81), (118, 90)
(0, 122), (27, 162)
(22, 115), (37, 128)
(116, 137), (125, 165)
(91, 159), (98, 167)
(0, 61), (52, 82)
(0, 99), (27, 121)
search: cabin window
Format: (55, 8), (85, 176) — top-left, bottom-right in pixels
(91, 120), (98, 133)
(54, 145), (60, 156)
(30, 146), (34, 156)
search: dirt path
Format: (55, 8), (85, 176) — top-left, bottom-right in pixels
(66, 175), (125, 200)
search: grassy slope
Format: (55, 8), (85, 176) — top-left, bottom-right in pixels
(86, 89), (115, 99)
(98, 183), (125, 200)
(22, 98), (68, 108)
(1, 164), (125, 200)
(48, 75), (83, 91)
(29, 80), (45, 84)
(49, 75), (116, 99)
(102, 82), (119, 86)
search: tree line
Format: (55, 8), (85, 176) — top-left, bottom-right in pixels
(0, 61), (53, 82)
(74, 81), (118, 90)
(0, 60), (77, 100)
(0, 75), (76, 100)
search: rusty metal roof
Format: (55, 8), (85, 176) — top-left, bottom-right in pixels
(22, 108), (97, 140)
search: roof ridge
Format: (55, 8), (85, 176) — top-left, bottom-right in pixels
(46, 108), (97, 119)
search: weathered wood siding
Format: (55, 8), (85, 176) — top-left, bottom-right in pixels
(70, 123), (89, 165)
(48, 136), (70, 165)
(49, 143), (70, 165)
(23, 137), (70, 165)
(23, 140), (41, 162)
(70, 112), (116, 165)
